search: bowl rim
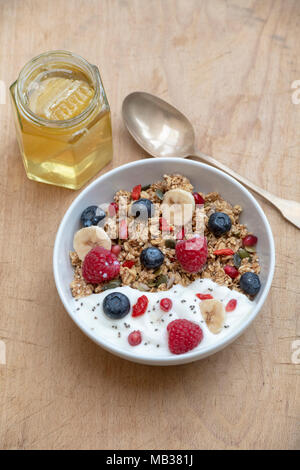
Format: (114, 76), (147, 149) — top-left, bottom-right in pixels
(53, 158), (275, 365)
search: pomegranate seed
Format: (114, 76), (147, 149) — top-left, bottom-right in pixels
(131, 184), (142, 201)
(122, 260), (135, 269)
(224, 265), (239, 279)
(176, 228), (185, 240)
(160, 298), (173, 312)
(242, 235), (258, 247)
(226, 299), (237, 312)
(213, 249), (235, 256)
(108, 202), (118, 217)
(128, 330), (142, 346)
(119, 219), (128, 239)
(196, 293), (213, 300)
(111, 245), (121, 256)
(193, 192), (205, 205)
(132, 295), (149, 317)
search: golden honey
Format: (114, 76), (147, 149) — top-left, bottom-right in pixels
(10, 51), (113, 189)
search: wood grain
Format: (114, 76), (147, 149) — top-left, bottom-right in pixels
(0, 0), (299, 450)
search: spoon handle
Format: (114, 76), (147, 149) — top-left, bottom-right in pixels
(193, 150), (300, 229)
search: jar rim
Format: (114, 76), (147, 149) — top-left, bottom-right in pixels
(16, 50), (105, 128)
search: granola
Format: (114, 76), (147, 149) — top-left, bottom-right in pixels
(70, 174), (260, 298)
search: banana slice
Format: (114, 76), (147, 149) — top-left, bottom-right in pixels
(73, 226), (111, 260)
(200, 299), (225, 334)
(162, 189), (195, 225)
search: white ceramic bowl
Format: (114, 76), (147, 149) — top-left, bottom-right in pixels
(53, 158), (275, 365)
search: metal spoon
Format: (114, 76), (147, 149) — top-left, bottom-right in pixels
(122, 92), (300, 229)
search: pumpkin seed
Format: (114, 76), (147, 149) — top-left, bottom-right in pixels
(141, 184), (151, 191)
(245, 246), (256, 253)
(156, 274), (168, 287)
(138, 283), (150, 291)
(165, 239), (176, 249)
(238, 248), (251, 259)
(233, 253), (241, 268)
(101, 279), (122, 291)
(155, 189), (164, 200)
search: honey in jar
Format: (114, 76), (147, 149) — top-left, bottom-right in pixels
(10, 51), (113, 190)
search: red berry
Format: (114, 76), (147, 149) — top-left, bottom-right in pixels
(111, 244), (121, 256)
(132, 295), (149, 317)
(122, 260), (135, 269)
(242, 235), (258, 247)
(108, 202), (118, 217)
(226, 299), (237, 312)
(224, 265), (239, 279)
(213, 249), (235, 256)
(119, 219), (128, 239)
(128, 330), (142, 346)
(131, 184), (142, 201)
(160, 298), (173, 312)
(175, 236), (208, 273)
(82, 246), (120, 284)
(196, 293), (213, 300)
(193, 192), (205, 205)
(167, 319), (203, 355)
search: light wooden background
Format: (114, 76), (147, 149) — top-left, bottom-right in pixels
(0, 0), (299, 450)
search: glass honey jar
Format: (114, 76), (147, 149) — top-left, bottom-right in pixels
(10, 51), (113, 189)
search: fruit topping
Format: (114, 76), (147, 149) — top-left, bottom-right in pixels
(208, 212), (232, 236)
(82, 246), (120, 284)
(225, 299), (237, 312)
(167, 319), (203, 355)
(132, 295), (149, 317)
(73, 226), (111, 260)
(162, 189), (195, 225)
(242, 234), (258, 247)
(224, 265), (239, 279)
(131, 184), (142, 201)
(80, 205), (106, 227)
(200, 299), (225, 334)
(192, 192), (205, 205)
(128, 330), (142, 346)
(108, 202), (118, 217)
(103, 292), (130, 319)
(160, 298), (173, 312)
(122, 260), (135, 269)
(196, 293), (214, 300)
(213, 248), (235, 256)
(239, 272), (261, 296)
(140, 247), (165, 269)
(130, 198), (154, 219)
(175, 236), (208, 273)
(111, 244), (121, 256)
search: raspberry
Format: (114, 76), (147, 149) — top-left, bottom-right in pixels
(167, 319), (203, 355)
(193, 192), (205, 205)
(128, 330), (142, 346)
(82, 246), (120, 284)
(132, 295), (149, 317)
(226, 299), (237, 312)
(111, 244), (121, 256)
(131, 184), (142, 201)
(175, 236), (208, 273)
(224, 265), (239, 279)
(160, 298), (172, 312)
(242, 235), (258, 247)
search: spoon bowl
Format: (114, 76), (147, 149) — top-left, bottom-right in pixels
(122, 92), (195, 158)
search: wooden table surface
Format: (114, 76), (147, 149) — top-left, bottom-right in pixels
(0, 0), (299, 450)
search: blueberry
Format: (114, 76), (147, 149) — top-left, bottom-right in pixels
(240, 272), (261, 296)
(81, 205), (106, 227)
(103, 292), (131, 319)
(208, 212), (232, 236)
(140, 247), (164, 269)
(130, 198), (154, 219)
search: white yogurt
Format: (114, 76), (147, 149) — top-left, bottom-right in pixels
(73, 278), (253, 356)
